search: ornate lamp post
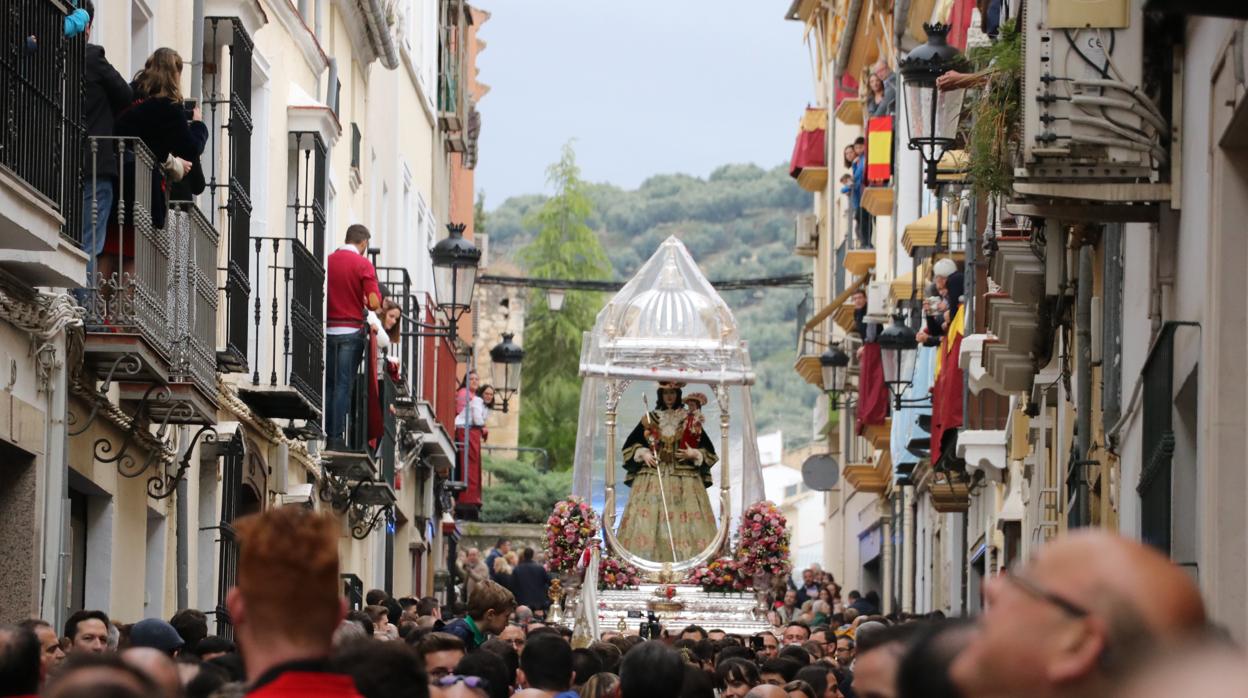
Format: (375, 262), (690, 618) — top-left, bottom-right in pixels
(878, 313), (919, 410)
(899, 24), (969, 190)
(489, 332), (524, 413)
(820, 343), (851, 407)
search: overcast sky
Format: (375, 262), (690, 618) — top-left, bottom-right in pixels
(472, 0), (812, 206)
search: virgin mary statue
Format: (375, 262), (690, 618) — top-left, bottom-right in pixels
(616, 382), (717, 562)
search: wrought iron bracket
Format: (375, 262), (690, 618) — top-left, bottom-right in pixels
(68, 353), (143, 436)
(349, 499), (394, 540)
(85, 379), (206, 499)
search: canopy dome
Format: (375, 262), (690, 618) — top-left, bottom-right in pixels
(580, 236), (752, 385)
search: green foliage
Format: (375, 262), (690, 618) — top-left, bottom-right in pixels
(967, 19), (1022, 198)
(489, 160), (818, 447)
(516, 143), (613, 470)
(479, 456), (573, 523)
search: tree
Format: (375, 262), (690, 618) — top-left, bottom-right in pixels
(479, 456), (573, 523)
(517, 143), (612, 470)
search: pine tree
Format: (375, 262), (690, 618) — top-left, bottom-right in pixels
(517, 143), (612, 470)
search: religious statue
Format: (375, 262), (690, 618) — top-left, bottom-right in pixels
(616, 382), (718, 562)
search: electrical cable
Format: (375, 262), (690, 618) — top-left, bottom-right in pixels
(1069, 95), (1168, 133)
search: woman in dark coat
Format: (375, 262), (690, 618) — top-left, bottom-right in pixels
(109, 47), (207, 239)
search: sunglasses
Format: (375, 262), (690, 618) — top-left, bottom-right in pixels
(436, 675), (491, 690)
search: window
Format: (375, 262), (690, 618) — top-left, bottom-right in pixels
(130, 0), (155, 78)
(351, 123), (362, 170)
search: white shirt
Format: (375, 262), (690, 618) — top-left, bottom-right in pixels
(327, 244), (365, 336)
(455, 395), (489, 428)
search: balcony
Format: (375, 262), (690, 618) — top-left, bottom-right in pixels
(79, 139), (221, 424)
(794, 326), (827, 388)
(81, 139), (172, 383)
(0, 0), (86, 287)
(156, 202), (221, 422)
(236, 132), (326, 425)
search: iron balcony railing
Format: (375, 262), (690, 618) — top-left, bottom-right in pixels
(167, 201), (220, 401)
(81, 137), (172, 361)
(246, 235), (324, 418)
(0, 0), (85, 243)
(375, 265), (425, 399)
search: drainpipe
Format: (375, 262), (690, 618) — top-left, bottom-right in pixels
(881, 497), (893, 614)
(176, 427), (191, 610)
(901, 486), (914, 613)
(1073, 243), (1095, 528)
(190, 0), (204, 101)
(42, 334), (71, 627)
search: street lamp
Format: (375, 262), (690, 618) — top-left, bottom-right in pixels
(820, 343), (850, 405)
(546, 288), (566, 312)
(899, 24), (969, 190)
(878, 312), (919, 410)
(489, 332), (524, 413)
(430, 222), (481, 329)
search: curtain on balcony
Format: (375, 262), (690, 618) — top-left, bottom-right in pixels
(856, 342), (889, 434)
(866, 115), (893, 186)
(930, 305), (966, 463)
(789, 107), (827, 178)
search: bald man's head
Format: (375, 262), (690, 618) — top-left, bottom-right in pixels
(121, 647), (182, 698)
(744, 684), (789, 698)
(951, 530), (1206, 698)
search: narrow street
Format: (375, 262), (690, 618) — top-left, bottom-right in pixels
(0, 1), (1246, 697)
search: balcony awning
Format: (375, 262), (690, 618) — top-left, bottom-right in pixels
(889, 271), (917, 304)
(937, 149), (970, 182)
(804, 274), (870, 333)
(901, 208), (957, 257)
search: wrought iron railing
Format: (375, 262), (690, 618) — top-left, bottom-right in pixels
(0, 0), (85, 243)
(167, 201), (220, 400)
(376, 265), (425, 398)
(81, 137), (172, 360)
(247, 235), (324, 414)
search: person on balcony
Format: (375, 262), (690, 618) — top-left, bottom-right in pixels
(457, 371), (480, 414)
(850, 137), (872, 249)
(325, 224), (383, 452)
(455, 384), (494, 516)
(866, 59), (896, 118)
(932, 258), (964, 324)
(78, 0), (131, 289)
(367, 298), (403, 380)
(104, 48), (207, 294)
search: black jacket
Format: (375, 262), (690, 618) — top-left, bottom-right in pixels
(510, 561), (552, 611)
(115, 93), (209, 228)
(82, 44), (132, 181)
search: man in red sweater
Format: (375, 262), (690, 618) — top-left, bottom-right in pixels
(325, 224), (382, 451)
(228, 506), (363, 697)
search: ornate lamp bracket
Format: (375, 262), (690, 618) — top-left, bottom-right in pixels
(68, 353), (143, 436)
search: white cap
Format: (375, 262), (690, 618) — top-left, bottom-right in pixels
(933, 258), (958, 278)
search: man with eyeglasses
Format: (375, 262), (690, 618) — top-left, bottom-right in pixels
(498, 623), (526, 653)
(950, 530), (1207, 698)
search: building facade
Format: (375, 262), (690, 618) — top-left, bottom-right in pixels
(785, 0), (1248, 638)
(0, 0), (489, 633)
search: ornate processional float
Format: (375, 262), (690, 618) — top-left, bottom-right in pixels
(546, 237), (788, 641)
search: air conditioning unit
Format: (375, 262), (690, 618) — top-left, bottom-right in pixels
(794, 214), (818, 256)
(1019, 0), (1160, 182)
(279, 483), (315, 507)
(866, 281), (891, 323)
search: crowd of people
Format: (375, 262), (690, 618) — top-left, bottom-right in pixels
(3, 504), (1246, 698)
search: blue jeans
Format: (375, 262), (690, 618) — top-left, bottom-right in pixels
(81, 180), (113, 283)
(324, 330), (366, 444)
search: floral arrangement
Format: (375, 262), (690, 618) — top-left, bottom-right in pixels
(686, 556), (746, 592)
(735, 500), (791, 579)
(544, 496), (599, 575)
(598, 553), (642, 590)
